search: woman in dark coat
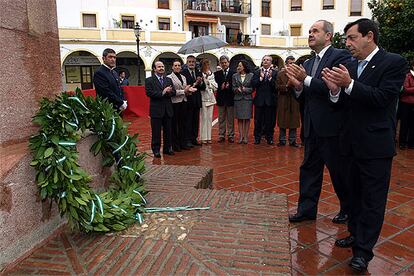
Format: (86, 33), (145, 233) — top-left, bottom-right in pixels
(276, 57), (300, 147)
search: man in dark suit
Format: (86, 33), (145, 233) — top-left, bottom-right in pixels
(322, 18), (407, 272)
(214, 55), (236, 143)
(286, 20), (351, 224)
(251, 55), (278, 145)
(93, 48), (127, 111)
(181, 55), (205, 147)
(145, 61), (176, 158)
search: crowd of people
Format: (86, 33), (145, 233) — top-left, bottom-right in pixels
(144, 54), (304, 155)
(93, 17), (411, 273)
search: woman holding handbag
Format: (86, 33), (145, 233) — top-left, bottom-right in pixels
(200, 59), (217, 144)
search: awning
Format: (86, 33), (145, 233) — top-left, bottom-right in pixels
(185, 15), (218, 24)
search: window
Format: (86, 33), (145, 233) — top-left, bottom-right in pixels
(290, 25), (302, 36)
(323, 0), (334, 10)
(291, 0), (302, 11)
(261, 24), (271, 35)
(262, 0), (271, 17)
(121, 15), (135, 29)
(158, 0), (169, 9)
(82, 14), (96, 28)
(350, 0), (362, 16)
(158, 17), (171, 30)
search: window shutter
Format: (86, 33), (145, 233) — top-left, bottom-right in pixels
(291, 0), (302, 8)
(82, 14), (97, 28)
(350, 0), (362, 13)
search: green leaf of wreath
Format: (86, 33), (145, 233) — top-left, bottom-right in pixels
(29, 88), (147, 233)
(44, 148), (54, 158)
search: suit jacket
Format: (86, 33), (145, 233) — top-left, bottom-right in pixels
(145, 75), (176, 118)
(300, 46), (351, 138)
(167, 73), (187, 103)
(232, 72), (253, 101)
(251, 68), (278, 107)
(93, 65), (124, 109)
(338, 49), (407, 159)
(214, 69), (236, 106)
(181, 68), (205, 108)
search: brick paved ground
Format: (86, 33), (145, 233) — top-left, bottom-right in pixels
(6, 164), (290, 275)
(4, 115), (414, 275)
(128, 116), (414, 275)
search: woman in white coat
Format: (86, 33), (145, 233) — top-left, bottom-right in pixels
(199, 59), (217, 144)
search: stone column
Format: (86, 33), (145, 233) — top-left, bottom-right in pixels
(0, 0), (62, 271)
(0, 0), (62, 145)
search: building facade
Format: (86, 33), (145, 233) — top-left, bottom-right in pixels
(57, 0), (371, 90)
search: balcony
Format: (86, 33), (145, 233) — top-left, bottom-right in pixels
(184, 0), (251, 17)
(210, 33), (256, 46)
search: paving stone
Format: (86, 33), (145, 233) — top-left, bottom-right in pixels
(5, 161), (291, 275)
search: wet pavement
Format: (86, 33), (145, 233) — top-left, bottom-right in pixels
(128, 116), (414, 275)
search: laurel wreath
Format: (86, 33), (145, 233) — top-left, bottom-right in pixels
(29, 89), (146, 232)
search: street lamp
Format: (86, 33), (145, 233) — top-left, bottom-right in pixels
(133, 22), (142, 85)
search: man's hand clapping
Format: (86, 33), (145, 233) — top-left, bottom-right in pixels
(195, 76), (203, 86)
(322, 64), (352, 88)
(286, 64), (307, 82)
(163, 85), (173, 95)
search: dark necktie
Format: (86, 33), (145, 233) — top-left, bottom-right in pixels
(311, 55), (321, 77)
(159, 76), (164, 86)
(191, 70), (196, 80)
(224, 70), (227, 79)
(111, 70), (118, 82)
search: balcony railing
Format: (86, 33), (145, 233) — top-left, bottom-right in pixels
(184, 0), (251, 15)
(221, 0), (251, 14)
(210, 33), (256, 46)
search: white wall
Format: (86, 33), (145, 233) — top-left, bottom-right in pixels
(57, 0), (183, 31)
(248, 0), (372, 36)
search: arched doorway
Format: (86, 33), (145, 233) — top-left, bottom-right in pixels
(153, 52), (183, 75)
(62, 51), (100, 91)
(296, 54), (312, 66)
(116, 51), (145, 85)
(196, 53), (219, 72)
(229, 54), (256, 72)
(270, 55), (284, 70)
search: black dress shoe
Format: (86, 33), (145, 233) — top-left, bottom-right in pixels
(228, 138), (234, 143)
(349, 256), (368, 272)
(277, 142), (286, 147)
(173, 146), (182, 152)
(153, 152), (161, 158)
(186, 142), (194, 148)
(218, 137), (225, 143)
(254, 139), (260, 145)
(163, 150), (175, 156)
(288, 213), (316, 223)
(289, 142), (300, 148)
(332, 212), (348, 224)
(267, 139), (274, 145)
(192, 141), (202, 146)
(335, 235), (355, 248)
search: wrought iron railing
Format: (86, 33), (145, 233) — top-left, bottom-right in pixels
(183, 0), (251, 15)
(210, 33), (256, 46)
